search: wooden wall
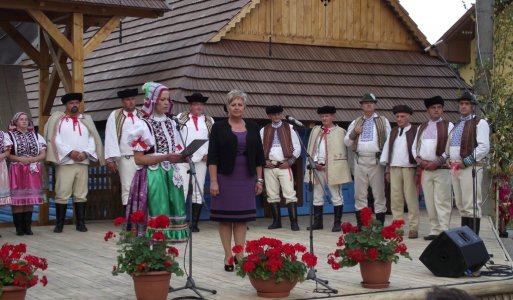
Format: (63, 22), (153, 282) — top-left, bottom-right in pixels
(222, 0), (420, 51)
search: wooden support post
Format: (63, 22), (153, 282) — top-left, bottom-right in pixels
(27, 9), (75, 59)
(43, 32), (72, 93)
(38, 27), (50, 225)
(72, 13), (85, 111)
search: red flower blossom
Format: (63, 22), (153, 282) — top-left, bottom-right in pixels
(395, 243), (408, 254)
(104, 230), (115, 241)
(130, 211), (145, 224)
(381, 227), (398, 239)
(167, 247), (179, 257)
(137, 262), (146, 271)
(341, 222), (353, 233)
(243, 261), (255, 273)
(152, 231), (166, 241)
(0, 243), (48, 289)
(164, 260), (173, 267)
(40, 275), (48, 286)
(301, 252), (317, 268)
(347, 249), (365, 262)
(232, 244), (244, 254)
(360, 207), (373, 226)
(154, 215), (170, 229)
(293, 243), (306, 253)
(113, 217), (125, 226)
(366, 248), (379, 261)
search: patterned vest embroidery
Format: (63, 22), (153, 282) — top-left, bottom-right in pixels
(351, 115), (387, 152)
(144, 118), (177, 154)
(416, 120), (449, 157)
(9, 131), (40, 156)
(262, 123), (293, 160)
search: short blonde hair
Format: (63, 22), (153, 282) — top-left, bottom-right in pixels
(226, 90), (248, 106)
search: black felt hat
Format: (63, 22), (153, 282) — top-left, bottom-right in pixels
(317, 106), (336, 114)
(424, 96), (444, 108)
(185, 92), (209, 103)
(61, 93), (83, 104)
(265, 105), (283, 114)
(392, 105), (413, 115)
(458, 91), (477, 104)
(117, 88), (138, 99)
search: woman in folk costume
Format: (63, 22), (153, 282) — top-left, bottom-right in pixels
(7, 112), (47, 236)
(0, 129), (12, 237)
(127, 82), (188, 242)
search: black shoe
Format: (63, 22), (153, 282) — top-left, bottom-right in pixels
(54, 203), (67, 233)
(423, 234), (438, 241)
(224, 264), (234, 272)
(375, 213), (386, 225)
(331, 205), (343, 232)
(191, 203), (202, 233)
(268, 203), (282, 229)
(13, 213), (24, 236)
(355, 210), (362, 229)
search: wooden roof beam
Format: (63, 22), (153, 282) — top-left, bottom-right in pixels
(43, 31), (72, 92)
(84, 16), (121, 57)
(27, 9), (75, 59)
(0, 20), (41, 66)
(0, 0), (166, 18)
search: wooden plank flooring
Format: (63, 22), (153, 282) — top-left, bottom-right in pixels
(1, 210), (512, 300)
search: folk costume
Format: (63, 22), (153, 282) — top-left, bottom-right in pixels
(8, 112), (47, 235)
(45, 92), (105, 233)
(127, 82), (188, 242)
(345, 93), (391, 226)
(305, 106), (352, 232)
(380, 105), (419, 239)
(0, 131), (12, 205)
(446, 91), (490, 235)
(104, 88), (143, 208)
(260, 105), (301, 231)
(176, 92), (214, 232)
(412, 96), (454, 240)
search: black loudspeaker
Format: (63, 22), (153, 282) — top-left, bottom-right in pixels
(419, 226), (490, 278)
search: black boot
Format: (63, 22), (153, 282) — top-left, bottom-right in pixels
(307, 206), (323, 230)
(75, 202), (88, 232)
(331, 205), (343, 232)
(467, 218), (481, 235)
(23, 212), (33, 235)
(355, 210), (362, 229)
(287, 202), (300, 231)
(13, 213), (24, 236)
(54, 203), (67, 233)
(376, 213), (386, 225)
(268, 203), (282, 229)
(191, 203), (203, 233)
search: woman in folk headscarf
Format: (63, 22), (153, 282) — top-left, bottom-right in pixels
(126, 82), (188, 242)
(7, 112), (47, 236)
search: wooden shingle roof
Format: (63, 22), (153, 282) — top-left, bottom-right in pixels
(21, 0), (468, 125)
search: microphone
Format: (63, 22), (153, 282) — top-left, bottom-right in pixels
(285, 115), (304, 127)
(422, 39), (443, 53)
(169, 114), (186, 126)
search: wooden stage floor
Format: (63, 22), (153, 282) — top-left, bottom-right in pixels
(2, 210), (513, 300)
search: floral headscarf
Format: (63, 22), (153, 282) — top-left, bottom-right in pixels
(8, 112), (34, 132)
(141, 82), (171, 116)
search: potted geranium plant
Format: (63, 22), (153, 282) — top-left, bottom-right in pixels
(327, 207), (411, 289)
(105, 211), (184, 300)
(0, 243), (48, 300)
(232, 236), (317, 298)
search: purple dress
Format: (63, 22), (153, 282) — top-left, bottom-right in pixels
(210, 131), (256, 222)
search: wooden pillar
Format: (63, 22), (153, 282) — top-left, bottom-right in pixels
(38, 27), (50, 225)
(72, 13), (85, 112)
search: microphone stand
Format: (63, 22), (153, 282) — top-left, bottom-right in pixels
(169, 120), (217, 299)
(429, 46), (488, 235)
(290, 122), (338, 294)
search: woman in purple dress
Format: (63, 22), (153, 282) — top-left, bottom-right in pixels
(208, 90), (265, 271)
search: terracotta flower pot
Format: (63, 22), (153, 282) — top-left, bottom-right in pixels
(248, 276), (298, 298)
(0, 286), (27, 300)
(359, 261), (392, 288)
(132, 271), (171, 300)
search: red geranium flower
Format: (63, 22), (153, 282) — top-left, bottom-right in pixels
(130, 211), (145, 224)
(167, 247), (179, 257)
(151, 231), (166, 241)
(113, 217), (126, 226)
(232, 244), (244, 254)
(154, 215), (170, 229)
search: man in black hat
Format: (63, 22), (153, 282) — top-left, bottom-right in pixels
(446, 91), (490, 235)
(104, 88), (144, 213)
(380, 105), (419, 238)
(305, 106), (352, 232)
(344, 93), (391, 226)
(176, 92), (214, 232)
(412, 96), (454, 240)
(260, 105), (301, 231)
(44, 92), (105, 233)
